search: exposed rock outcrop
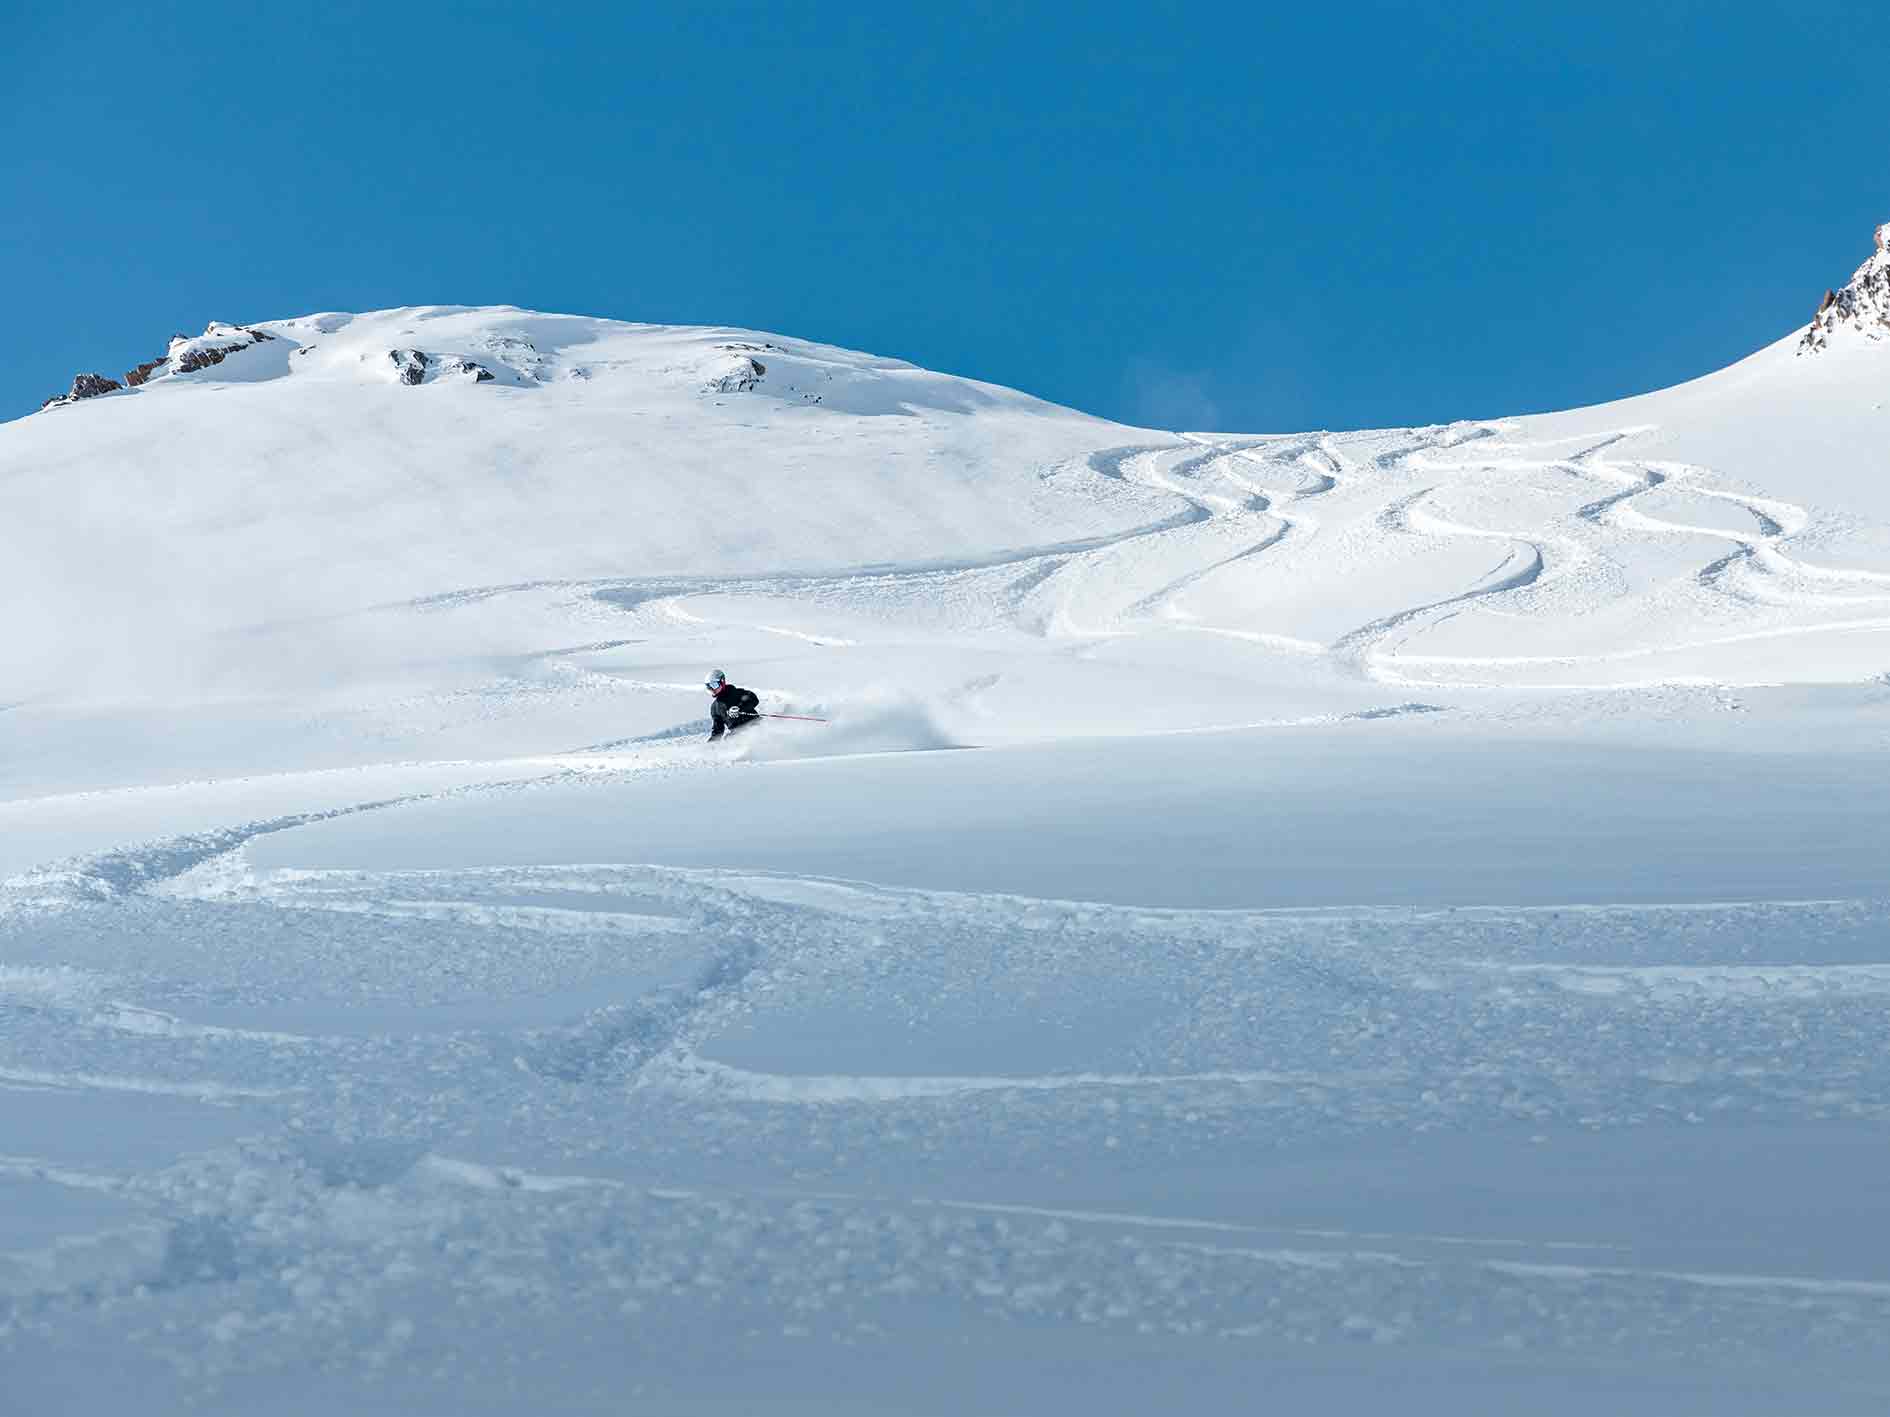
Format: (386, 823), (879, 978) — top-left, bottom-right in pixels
(1799, 223), (1890, 353)
(390, 349), (430, 386)
(387, 350), (496, 386)
(39, 372), (122, 410)
(174, 346), (225, 374)
(123, 323), (277, 388)
(705, 355), (767, 394)
(173, 324), (274, 374)
(39, 319), (278, 411)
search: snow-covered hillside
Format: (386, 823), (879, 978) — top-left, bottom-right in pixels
(7, 308), (1169, 713)
(5, 233), (1890, 1415)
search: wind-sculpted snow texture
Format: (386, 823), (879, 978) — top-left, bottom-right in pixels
(7, 842), (1890, 1413)
(4, 300), (1890, 1413)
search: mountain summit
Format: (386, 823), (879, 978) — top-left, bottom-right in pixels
(1799, 220), (1890, 353)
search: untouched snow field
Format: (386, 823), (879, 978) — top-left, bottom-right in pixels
(4, 302), (1890, 1414)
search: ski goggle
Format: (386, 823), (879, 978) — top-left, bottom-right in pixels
(705, 675), (725, 692)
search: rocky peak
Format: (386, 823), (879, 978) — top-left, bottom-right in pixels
(39, 372), (123, 411)
(1799, 222), (1890, 354)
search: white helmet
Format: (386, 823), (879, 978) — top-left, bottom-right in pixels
(705, 669), (727, 693)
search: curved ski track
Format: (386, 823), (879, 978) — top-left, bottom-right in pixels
(373, 420), (1890, 691)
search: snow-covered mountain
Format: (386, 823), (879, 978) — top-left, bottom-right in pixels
(8, 307), (1164, 709)
(5, 233), (1890, 1415)
(11, 279), (1890, 723)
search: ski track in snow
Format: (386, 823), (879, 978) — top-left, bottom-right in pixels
(6, 801), (1890, 1398)
(353, 421), (1890, 695)
(2, 743), (1887, 1406)
(9, 333), (1890, 1409)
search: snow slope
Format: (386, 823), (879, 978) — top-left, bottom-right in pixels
(5, 307), (1173, 709)
(4, 252), (1890, 1414)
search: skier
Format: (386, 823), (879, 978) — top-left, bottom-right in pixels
(704, 669), (760, 742)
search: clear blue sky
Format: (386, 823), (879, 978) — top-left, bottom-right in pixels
(6, 2), (1886, 429)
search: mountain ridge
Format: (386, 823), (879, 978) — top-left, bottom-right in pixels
(24, 216), (1890, 421)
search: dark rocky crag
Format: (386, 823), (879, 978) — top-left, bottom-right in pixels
(389, 348), (504, 386)
(173, 325), (275, 374)
(39, 372), (123, 411)
(390, 349), (431, 386)
(1800, 223), (1890, 354)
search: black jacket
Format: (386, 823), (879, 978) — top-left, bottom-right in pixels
(708, 683), (760, 739)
